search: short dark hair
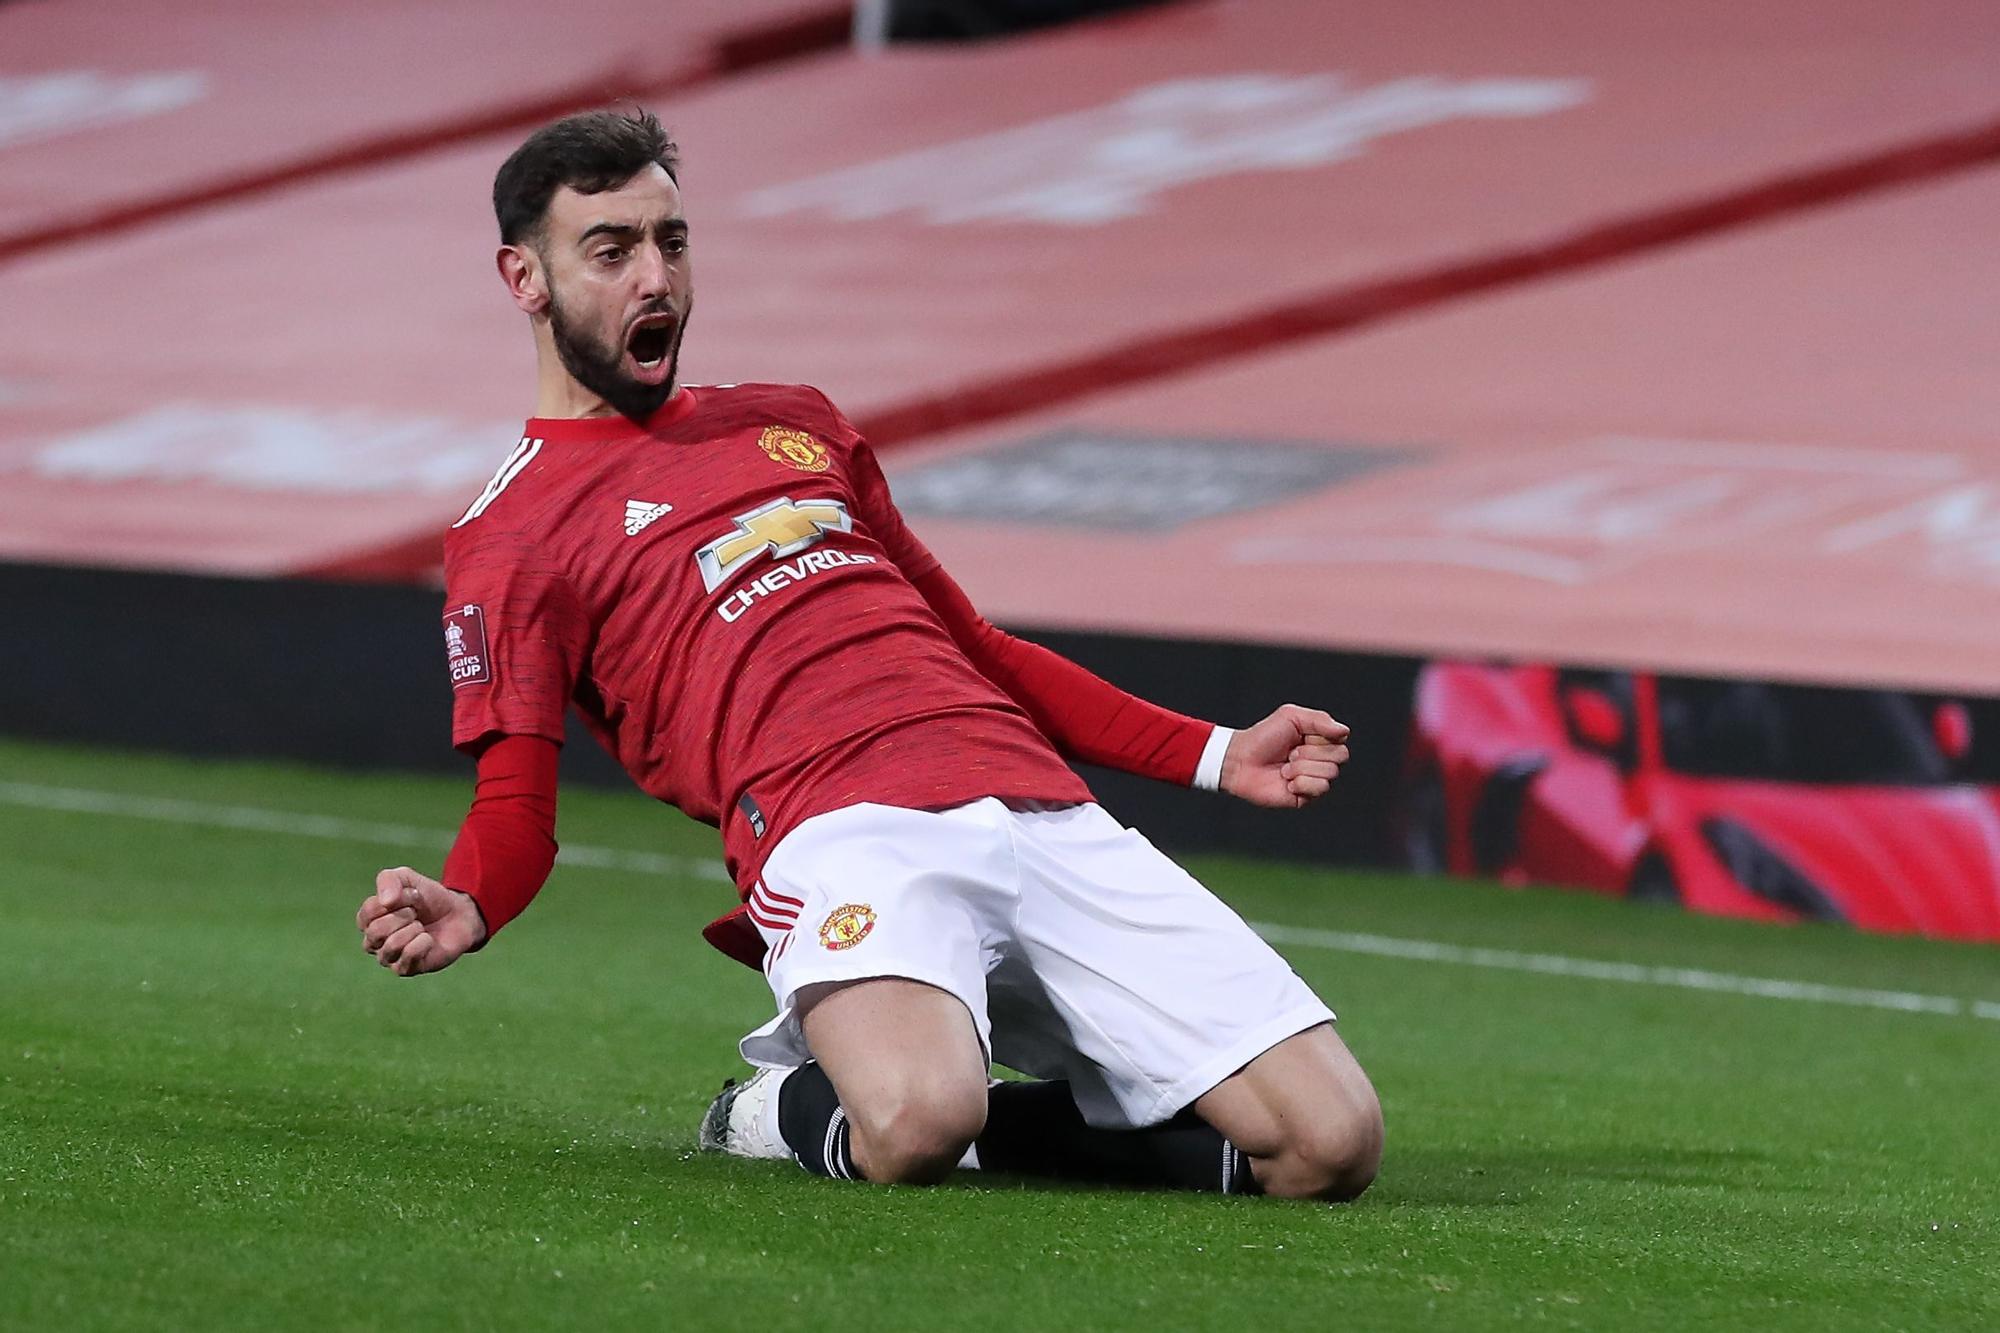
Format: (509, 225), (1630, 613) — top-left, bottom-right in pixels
(492, 107), (680, 246)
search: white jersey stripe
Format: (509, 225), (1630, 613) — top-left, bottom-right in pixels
(451, 437), (529, 528)
(452, 437), (542, 528)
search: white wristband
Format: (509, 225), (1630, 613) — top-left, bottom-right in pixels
(1193, 726), (1233, 792)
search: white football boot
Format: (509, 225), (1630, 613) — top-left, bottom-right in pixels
(697, 1067), (793, 1161)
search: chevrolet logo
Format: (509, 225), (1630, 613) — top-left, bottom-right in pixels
(696, 496), (852, 592)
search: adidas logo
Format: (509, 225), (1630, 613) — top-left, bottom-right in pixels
(624, 499), (673, 536)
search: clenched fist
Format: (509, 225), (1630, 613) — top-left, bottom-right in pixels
(1220, 704), (1352, 810)
(355, 866), (487, 977)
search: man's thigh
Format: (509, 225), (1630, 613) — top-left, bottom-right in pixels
(801, 978), (989, 1101)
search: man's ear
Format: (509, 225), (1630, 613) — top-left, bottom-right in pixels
(497, 244), (549, 315)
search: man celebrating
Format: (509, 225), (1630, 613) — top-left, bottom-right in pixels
(355, 109), (1382, 1200)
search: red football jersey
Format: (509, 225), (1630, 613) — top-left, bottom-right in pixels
(441, 383), (1092, 891)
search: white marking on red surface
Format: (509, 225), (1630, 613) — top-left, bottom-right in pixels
(1231, 436), (2000, 587)
(20, 403), (522, 496)
(743, 74), (1591, 226)
(0, 71), (207, 150)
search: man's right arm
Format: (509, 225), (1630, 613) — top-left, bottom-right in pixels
(357, 733), (561, 974)
(442, 732), (561, 936)
(357, 524), (585, 973)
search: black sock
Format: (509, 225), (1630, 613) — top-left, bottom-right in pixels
(776, 1064), (1260, 1194)
(978, 1078), (1262, 1195)
(776, 1061), (862, 1180)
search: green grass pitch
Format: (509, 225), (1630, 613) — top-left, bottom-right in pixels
(2, 738), (1995, 1331)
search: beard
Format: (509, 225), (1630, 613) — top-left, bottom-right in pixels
(546, 287), (690, 423)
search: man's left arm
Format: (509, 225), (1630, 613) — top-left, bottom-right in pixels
(839, 429), (1350, 807)
(909, 562), (1349, 808)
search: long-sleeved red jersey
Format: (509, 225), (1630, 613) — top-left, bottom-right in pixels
(437, 384), (1218, 959)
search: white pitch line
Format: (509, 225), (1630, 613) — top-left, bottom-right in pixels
(0, 781), (730, 883)
(1253, 923), (1999, 1023)
(2, 781), (1992, 1021)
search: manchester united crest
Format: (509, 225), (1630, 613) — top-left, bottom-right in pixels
(818, 902), (877, 951)
(759, 425), (830, 473)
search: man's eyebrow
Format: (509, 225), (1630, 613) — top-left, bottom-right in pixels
(576, 218), (689, 245)
(577, 221), (640, 245)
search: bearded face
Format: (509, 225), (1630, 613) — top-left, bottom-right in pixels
(520, 163), (694, 423)
(546, 281), (690, 423)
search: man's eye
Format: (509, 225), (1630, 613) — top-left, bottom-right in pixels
(595, 247), (625, 264)
(664, 236), (688, 254)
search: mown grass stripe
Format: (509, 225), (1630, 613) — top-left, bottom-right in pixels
(3, 779), (1990, 1023)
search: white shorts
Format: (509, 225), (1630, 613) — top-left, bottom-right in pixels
(738, 798), (1334, 1129)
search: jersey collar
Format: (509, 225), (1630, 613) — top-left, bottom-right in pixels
(526, 386), (702, 443)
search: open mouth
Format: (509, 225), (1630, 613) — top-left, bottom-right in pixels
(625, 314), (677, 373)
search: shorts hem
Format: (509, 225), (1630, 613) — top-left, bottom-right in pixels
(1131, 1001), (1335, 1127)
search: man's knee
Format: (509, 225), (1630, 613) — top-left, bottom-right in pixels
(799, 977), (990, 1185)
(848, 1080), (987, 1184)
(1269, 1086), (1384, 1202)
(1196, 1024), (1385, 1201)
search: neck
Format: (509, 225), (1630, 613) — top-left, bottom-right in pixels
(535, 364), (612, 419)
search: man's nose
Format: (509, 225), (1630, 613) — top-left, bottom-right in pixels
(633, 244), (674, 299)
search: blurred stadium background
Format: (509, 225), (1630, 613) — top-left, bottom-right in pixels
(4, 1), (1998, 1326)
(7, 0), (1999, 934)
